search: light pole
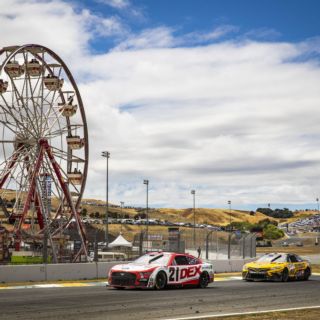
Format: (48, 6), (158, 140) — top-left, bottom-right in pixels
(317, 198), (320, 246)
(101, 151), (110, 247)
(120, 201), (124, 233)
(191, 190), (196, 247)
(143, 180), (149, 249)
(228, 200), (232, 230)
(120, 201), (124, 218)
(227, 200), (232, 259)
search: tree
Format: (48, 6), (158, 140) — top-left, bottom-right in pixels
(134, 213), (146, 220)
(228, 221), (253, 231)
(256, 208), (273, 215)
(80, 208), (87, 217)
(257, 207), (293, 219)
(263, 224), (284, 240)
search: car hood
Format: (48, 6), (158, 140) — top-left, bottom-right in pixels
(111, 263), (160, 272)
(245, 262), (286, 269)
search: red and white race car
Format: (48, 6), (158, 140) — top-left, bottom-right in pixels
(108, 251), (214, 290)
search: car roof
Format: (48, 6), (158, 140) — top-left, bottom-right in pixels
(144, 252), (195, 257)
(262, 252), (287, 256)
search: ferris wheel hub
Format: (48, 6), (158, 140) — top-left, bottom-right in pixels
(14, 134), (37, 150)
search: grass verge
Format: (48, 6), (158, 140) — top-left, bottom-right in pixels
(206, 308), (320, 320)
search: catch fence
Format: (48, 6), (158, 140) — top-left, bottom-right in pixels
(132, 227), (256, 260)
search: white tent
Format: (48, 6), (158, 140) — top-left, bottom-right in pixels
(108, 233), (132, 248)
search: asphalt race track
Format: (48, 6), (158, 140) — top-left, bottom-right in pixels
(0, 276), (319, 320)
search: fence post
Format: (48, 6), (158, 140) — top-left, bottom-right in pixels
(139, 231), (144, 256)
(251, 234), (256, 258)
(228, 233), (231, 260)
(242, 235), (246, 259)
(206, 234), (209, 260)
(94, 230), (98, 262)
(205, 230), (213, 260)
(250, 235), (255, 258)
(216, 232), (219, 259)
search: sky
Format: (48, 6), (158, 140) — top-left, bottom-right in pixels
(1, 0), (320, 210)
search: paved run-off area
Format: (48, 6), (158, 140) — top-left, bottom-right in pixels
(0, 276), (319, 320)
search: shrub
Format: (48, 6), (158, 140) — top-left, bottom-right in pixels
(263, 224), (284, 240)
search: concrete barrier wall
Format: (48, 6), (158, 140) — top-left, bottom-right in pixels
(0, 259), (254, 283)
(46, 263), (97, 281)
(0, 264), (46, 282)
(213, 259), (255, 273)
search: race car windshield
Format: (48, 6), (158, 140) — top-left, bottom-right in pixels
(134, 254), (170, 265)
(256, 254), (287, 263)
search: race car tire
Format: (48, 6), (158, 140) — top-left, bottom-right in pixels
(155, 271), (167, 290)
(198, 272), (209, 288)
(303, 268), (311, 281)
(114, 287), (125, 290)
(281, 268), (289, 282)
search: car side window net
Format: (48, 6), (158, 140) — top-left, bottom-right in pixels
(289, 255), (298, 263)
(174, 256), (189, 265)
(187, 256), (199, 265)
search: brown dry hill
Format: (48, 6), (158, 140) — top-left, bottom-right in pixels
(1, 189), (319, 227)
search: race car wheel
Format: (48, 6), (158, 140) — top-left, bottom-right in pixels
(155, 272), (167, 290)
(198, 272), (209, 288)
(303, 268), (311, 281)
(281, 268), (289, 282)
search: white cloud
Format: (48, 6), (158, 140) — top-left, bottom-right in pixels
(183, 25), (239, 44)
(0, 0), (127, 60)
(90, 15), (128, 38)
(112, 25), (239, 51)
(1, 0), (320, 209)
(113, 26), (177, 51)
(77, 40), (320, 208)
(96, 0), (145, 21)
(97, 0), (130, 9)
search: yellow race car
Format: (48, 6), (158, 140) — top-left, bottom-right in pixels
(242, 253), (311, 282)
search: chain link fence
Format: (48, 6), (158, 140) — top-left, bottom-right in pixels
(132, 227), (256, 260)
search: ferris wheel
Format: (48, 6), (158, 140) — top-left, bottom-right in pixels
(0, 44), (89, 262)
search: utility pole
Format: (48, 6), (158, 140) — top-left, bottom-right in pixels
(191, 190), (196, 248)
(317, 198), (320, 246)
(120, 201), (124, 233)
(101, 151), (110, 247)
(143, 180), (149, 250)
(228, 200), (232, 259)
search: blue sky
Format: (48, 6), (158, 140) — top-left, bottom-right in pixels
(81, 0), (320, 52)
(1, 0), (320, 211)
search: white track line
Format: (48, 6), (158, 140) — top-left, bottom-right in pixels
(164, 305), (320, 320)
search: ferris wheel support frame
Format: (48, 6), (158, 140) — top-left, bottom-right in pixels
(9, 139), (88, 258)
(0, 151), (20, 189)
